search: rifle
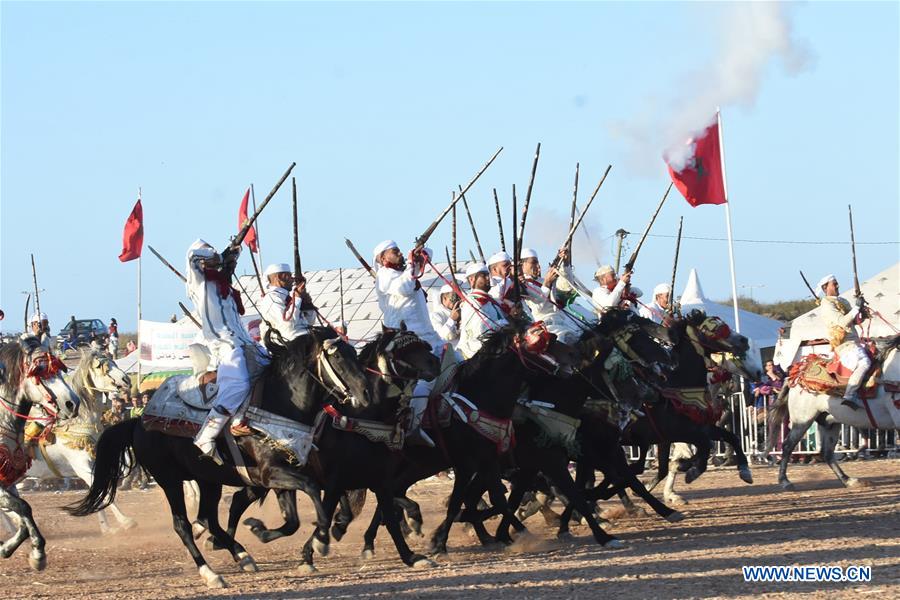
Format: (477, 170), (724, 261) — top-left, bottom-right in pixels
(231, 162), (296, 251)
(493, 188), (506, 252)
(799, 270), (819, 302)
(178, 302), (202, 328)
(460, 189), (486, 263)
(24, 294), (30, 330)
(566, 163), (579, 266)
(469, 249), (477, 263)
(292, 176), (303, 282)
(550, 165), (612, 269)
(848, 205), (863, 300)
(451, 204), (457, 273)
(30, 254), (41, 317)
(623, 181), (672, 273)
(413, 146), (503, 250)
(668, 216), (683, 315)
(345, 238), (376, 279)
(148, 245), (187, 282)
(511, 183), (520, 302)
(445, 246), (454, 277)
(517, 142), (541, 260)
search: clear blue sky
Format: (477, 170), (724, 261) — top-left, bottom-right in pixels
(2, 1), (898, 332)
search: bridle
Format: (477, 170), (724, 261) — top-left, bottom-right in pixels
(0, 353), (66, 424)
(315, 338), (363, 406)
(370, 332), (433, 383)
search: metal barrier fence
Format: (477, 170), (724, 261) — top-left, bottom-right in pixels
(625, 392), (899, 463)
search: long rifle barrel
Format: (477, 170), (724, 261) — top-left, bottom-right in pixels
(517, 143), (541, 258)
(551, 165), (612, 268)
(460, 190), (486, 263)
(345, 238), (377, 279)
(292, 176), (302, 280)
(178, 302), (202, 328)
(414, 146), (503, 249)
(493, 188), (506, 252)
(232, 162), (296, 250)
(566, 163), (580, 266)
(623, 181), (673, 273)
(848, 204), (862, 298)
(148, 245), (187, 282)
(30, 254), (41, 316)
(668, 217), (684, 314)
(799, 270), (820, 302)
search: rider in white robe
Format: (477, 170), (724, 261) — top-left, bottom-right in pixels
(258, 263), (314, 344)
(458, 262), (509, 359)
(638, 283), (672, 325)
(817, 274), (871, 410)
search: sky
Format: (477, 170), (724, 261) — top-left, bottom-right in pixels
(2, 1), (898, 332)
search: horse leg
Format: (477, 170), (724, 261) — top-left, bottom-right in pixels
(243, 489), (300, 544)
(395, 496), (424, 537)
(708, 425), (753, 484)
(645, 443), (671, 492)
(429, 465), (474, 555)
(361, 505), (382, 559)
(0, 486), (46, 570)
(778, 421), (811, 491)
(157, 480), (226, 589)
(375, 487), (433, 568)
(545, 460), (621, 548)
(684, 437), (712, 484)
(228, 486), (264, 542)
(819, 421), (860, 487)
(196, 481), (258, 573)
(298, 485), (341, 574)
(72, 449), (137, 532)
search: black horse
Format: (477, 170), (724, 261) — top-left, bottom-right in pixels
(67, 328), (369, 589)
(221, 328), (441, 571)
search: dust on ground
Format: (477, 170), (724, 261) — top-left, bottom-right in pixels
(2, 460), (898, 599)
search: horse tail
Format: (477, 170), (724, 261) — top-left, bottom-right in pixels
(764, 385), (791, 454)
(65, 418), (137, 516)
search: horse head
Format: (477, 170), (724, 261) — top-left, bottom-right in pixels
(683, 310), (750, 358)
(79, 349), (132, 395)
(312, 329), (370, 410)
(591, 309), (678, 380)
(376, 329), (440, 383)
(2, 336), (81, 421)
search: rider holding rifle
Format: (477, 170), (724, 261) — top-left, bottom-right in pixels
(816, 274), (871, 411)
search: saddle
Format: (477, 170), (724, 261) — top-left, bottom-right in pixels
(513, 400), (581, 454)
(660, 387), (723, 426)
(788, 354), (879, 398)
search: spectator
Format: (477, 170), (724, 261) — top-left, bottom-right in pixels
(102, 396), (127, 428)
(129, 393), (146, 418)
(108, 318), (119, 358)
(752, 361), (785, 409)
(68, 315), (78, 343)
(126, 339), (137, 354)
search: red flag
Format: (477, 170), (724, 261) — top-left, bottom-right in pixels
(237, 188), (258, 253)
(118, 199), (144, 262)
(665, 122), (727, 207)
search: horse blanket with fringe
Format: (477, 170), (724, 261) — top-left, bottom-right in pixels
(660, 387), (722, 426)
(514, 402), (581, 455)
(787, 353), (878, 398)
(0, 442), (31, 488)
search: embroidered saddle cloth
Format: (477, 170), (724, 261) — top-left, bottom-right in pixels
(660, 387), (723, 426)
(787, 353), (879, 398)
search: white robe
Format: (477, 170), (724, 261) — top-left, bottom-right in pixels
(258, 285), (312, 342)
(375, 265), (442, 351)
(458, 290), (508, 359)
(638, 301), (668, 324)
(430, 303), (459, 346)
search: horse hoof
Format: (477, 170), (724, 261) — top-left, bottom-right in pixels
(666, 511), (686, 523)
(739, 467), (754, 484)
(237, 552), (258, 573)
(28, 554), (47, 571)
(602, 538), (625, 549)
(331, 525), (345, 542)
(121, 518), (138, 531)
(100, 527), (116, 536)
(780, 481), (795, 492)
(199, 565), (227, 589)
(846, 477), (869, 488)
(361, 548), (375, 561)
(313, 537), (330, 557)
(557, 531), (574, 541)
(411, 556), (437, 569)
(684, 468), (700, 485)
(297, 563), (318, 575)
(243, 517), (264, 532)
(429, 546), (448, 557)
(664, 495), (688, 506)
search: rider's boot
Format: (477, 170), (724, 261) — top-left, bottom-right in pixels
(194, 406), (230, 456)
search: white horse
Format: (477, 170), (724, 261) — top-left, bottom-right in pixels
(1, 336), (81, 570)
(25, 350), (137, 533)
(768, 338), (899, 490)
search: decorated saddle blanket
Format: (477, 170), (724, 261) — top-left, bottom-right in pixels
(443, 392), (515, 454)
(322, 405), (405, 451)
(787, 354), (879, 398)
(0, 439), (31, 488)
(660, 387), (723, 426)
(142, 395), (315, 467)
(581, 397), (639, 430)
(513, 400), (581, 455)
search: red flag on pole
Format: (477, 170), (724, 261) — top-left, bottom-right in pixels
(665, 122), (727, 207)
(237, 188), (259, 253)
(118, 199), (144, 262)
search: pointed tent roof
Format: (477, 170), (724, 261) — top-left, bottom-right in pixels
(678, 268), (784, 350)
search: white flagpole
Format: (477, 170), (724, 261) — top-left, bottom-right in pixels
(137, 187), (143, 392)
(717, 108), (741, 334)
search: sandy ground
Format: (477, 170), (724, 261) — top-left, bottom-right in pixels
(2, 460), (898, 599)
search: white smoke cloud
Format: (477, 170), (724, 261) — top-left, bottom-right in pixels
(610, 2), (814, 174)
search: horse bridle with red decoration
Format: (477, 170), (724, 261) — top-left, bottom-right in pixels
(0, 352), (68, 423)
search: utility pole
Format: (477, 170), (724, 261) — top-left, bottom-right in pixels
(613, 229), (628, 273)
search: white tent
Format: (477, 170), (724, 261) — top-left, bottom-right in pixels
(678, 268), (784, 369)
(774, 262), (900, 369)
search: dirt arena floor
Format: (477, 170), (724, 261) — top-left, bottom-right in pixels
(3, 459), (898, 599)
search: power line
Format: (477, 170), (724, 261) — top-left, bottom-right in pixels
(643, 234), (898, 246)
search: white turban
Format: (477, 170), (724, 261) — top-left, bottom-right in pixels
(520, 248), (539, 260)
(372, 240), (398, 262)
(30, 312), (48, 323)
(594, 264), (615, 280)
(264, 263), (292, 278)
(817, 274), (837, 291)
(653, 283), (671, 297)
(488, 251), (512, 266)
(465, 262), (489, 278)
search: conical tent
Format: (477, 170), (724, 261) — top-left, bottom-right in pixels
(678, 268), (784, 368)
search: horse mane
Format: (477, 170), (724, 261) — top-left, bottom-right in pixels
(0, 340), (26, 391)
(459, 326), (518, 379)
(70, 349), (102, 417)
(357, 333), (387, 367)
